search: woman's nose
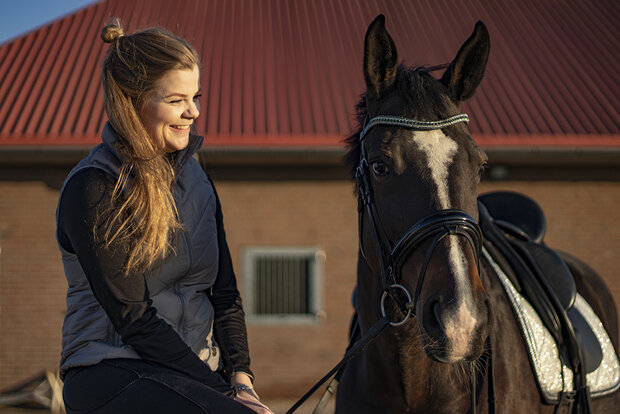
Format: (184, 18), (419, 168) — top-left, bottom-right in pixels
(185, 101), (199, 119)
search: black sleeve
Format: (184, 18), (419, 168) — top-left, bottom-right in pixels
(57, 168), (234, 396)
(208, 185), (254, 380)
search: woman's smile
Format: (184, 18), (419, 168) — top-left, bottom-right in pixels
(141, 65), (201, 152)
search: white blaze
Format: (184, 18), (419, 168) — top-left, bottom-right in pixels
(411, 130), (457, 210)
(412, 130), (477, 359)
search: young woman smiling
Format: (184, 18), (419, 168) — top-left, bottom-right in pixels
(55, 19), (272, 414)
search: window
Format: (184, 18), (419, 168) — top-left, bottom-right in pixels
(242, 246), (325, 324)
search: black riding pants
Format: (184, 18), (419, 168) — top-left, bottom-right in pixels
(62, 359), (255, 414)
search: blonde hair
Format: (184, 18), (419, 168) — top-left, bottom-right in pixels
(100, 18), (200, 274)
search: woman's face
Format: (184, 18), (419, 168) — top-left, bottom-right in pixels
(141, 65), (201, 153)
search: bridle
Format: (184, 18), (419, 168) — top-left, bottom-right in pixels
(355, 113), (483, 325)
(288, 112), (494, 414)
(354, 112), (493, 413)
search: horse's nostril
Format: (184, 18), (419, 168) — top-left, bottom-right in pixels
(433, 300), (445, 329)
(422, 296), (445, 337)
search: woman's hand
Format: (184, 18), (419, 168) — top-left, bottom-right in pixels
(231, 373), (274, 414)
(234, 388), (273, 414)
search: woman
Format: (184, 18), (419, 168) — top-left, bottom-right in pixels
(56, 19), (272, 414)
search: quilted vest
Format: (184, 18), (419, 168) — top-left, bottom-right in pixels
(57, 123), (222, 378)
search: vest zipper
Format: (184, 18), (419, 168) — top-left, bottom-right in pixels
(175, 231), (194, 335)
(175, 284), (186, 338)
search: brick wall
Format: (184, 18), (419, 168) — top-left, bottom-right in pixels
(1, 177), (618, 397)
(215, 181), (359, 397)
(0, 181), (66, 389)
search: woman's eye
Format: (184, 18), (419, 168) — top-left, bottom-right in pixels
(371, 161), (390, 176)
(169, 99), (182, 104)
(193, 94), (202, 101)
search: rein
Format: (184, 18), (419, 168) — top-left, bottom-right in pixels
(287, 113), (494, 414)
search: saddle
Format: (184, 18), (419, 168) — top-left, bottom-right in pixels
(479, 191), (609, 409)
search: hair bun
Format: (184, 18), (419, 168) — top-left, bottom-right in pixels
(101, 19), (124, 43)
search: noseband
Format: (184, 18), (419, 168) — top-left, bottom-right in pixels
(356, 113), (483, 326)
(287, 114), (489, 414)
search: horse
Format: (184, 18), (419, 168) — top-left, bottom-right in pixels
(334, 15), (619, 413)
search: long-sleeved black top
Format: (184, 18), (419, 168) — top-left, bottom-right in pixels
(57, 167), (252, 396)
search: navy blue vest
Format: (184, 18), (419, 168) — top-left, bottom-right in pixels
(57, 123), (222, 377)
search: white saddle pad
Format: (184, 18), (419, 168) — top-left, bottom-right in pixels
(483, 248), (620, 402)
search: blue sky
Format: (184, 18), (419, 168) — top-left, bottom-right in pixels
(0, 0), (98, 45)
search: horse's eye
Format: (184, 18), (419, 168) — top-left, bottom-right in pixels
(478, 163), (488, 177)
(371, 161), (390, 176)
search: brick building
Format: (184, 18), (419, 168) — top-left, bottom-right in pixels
(0, 0), (618, 400)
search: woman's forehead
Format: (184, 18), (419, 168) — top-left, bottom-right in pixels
(155, 66), (200, 96)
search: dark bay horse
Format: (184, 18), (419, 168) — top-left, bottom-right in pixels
(335, 15), (619, 413)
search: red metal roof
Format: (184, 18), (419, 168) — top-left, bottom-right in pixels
(0, 0), (618, 149)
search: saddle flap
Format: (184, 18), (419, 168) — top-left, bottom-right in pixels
(568, 307), (604, 374)
(520, 241), (576, 311)
(478, 191), (546, 243)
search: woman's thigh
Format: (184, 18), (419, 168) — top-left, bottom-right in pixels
(63, 359), (254, 414)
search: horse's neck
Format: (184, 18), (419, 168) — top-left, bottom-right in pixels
(356, 258), (474, 412)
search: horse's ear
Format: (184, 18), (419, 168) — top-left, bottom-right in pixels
(364, 15), (398, 98)
(441, 21), (490, 102)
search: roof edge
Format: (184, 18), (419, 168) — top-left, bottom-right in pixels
(475, 134), (620, 148)
(2, 133), (618, 147)
(1, 134), (618, 166)
(483, 146), (620, 167)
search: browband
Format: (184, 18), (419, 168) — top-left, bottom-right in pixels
(359, 113), (470, 140)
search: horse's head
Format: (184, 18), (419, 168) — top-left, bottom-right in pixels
(348, 15), (491, 363)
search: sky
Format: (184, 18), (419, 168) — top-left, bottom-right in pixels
(0, 0), (98, 45)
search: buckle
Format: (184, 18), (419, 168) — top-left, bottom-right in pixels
(380, 284), (413, 327)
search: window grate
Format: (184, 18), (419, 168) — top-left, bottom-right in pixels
(254, 255), (311, 315)
(243, 247), (324, 323)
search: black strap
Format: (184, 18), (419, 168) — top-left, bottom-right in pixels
(311, 376), (339, 414)
(286, 316), (391, 414)
(479, 203), (563, 342)
(480, 201), (591, 413)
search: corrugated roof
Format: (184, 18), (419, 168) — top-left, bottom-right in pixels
(0, 0), (618, 149)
